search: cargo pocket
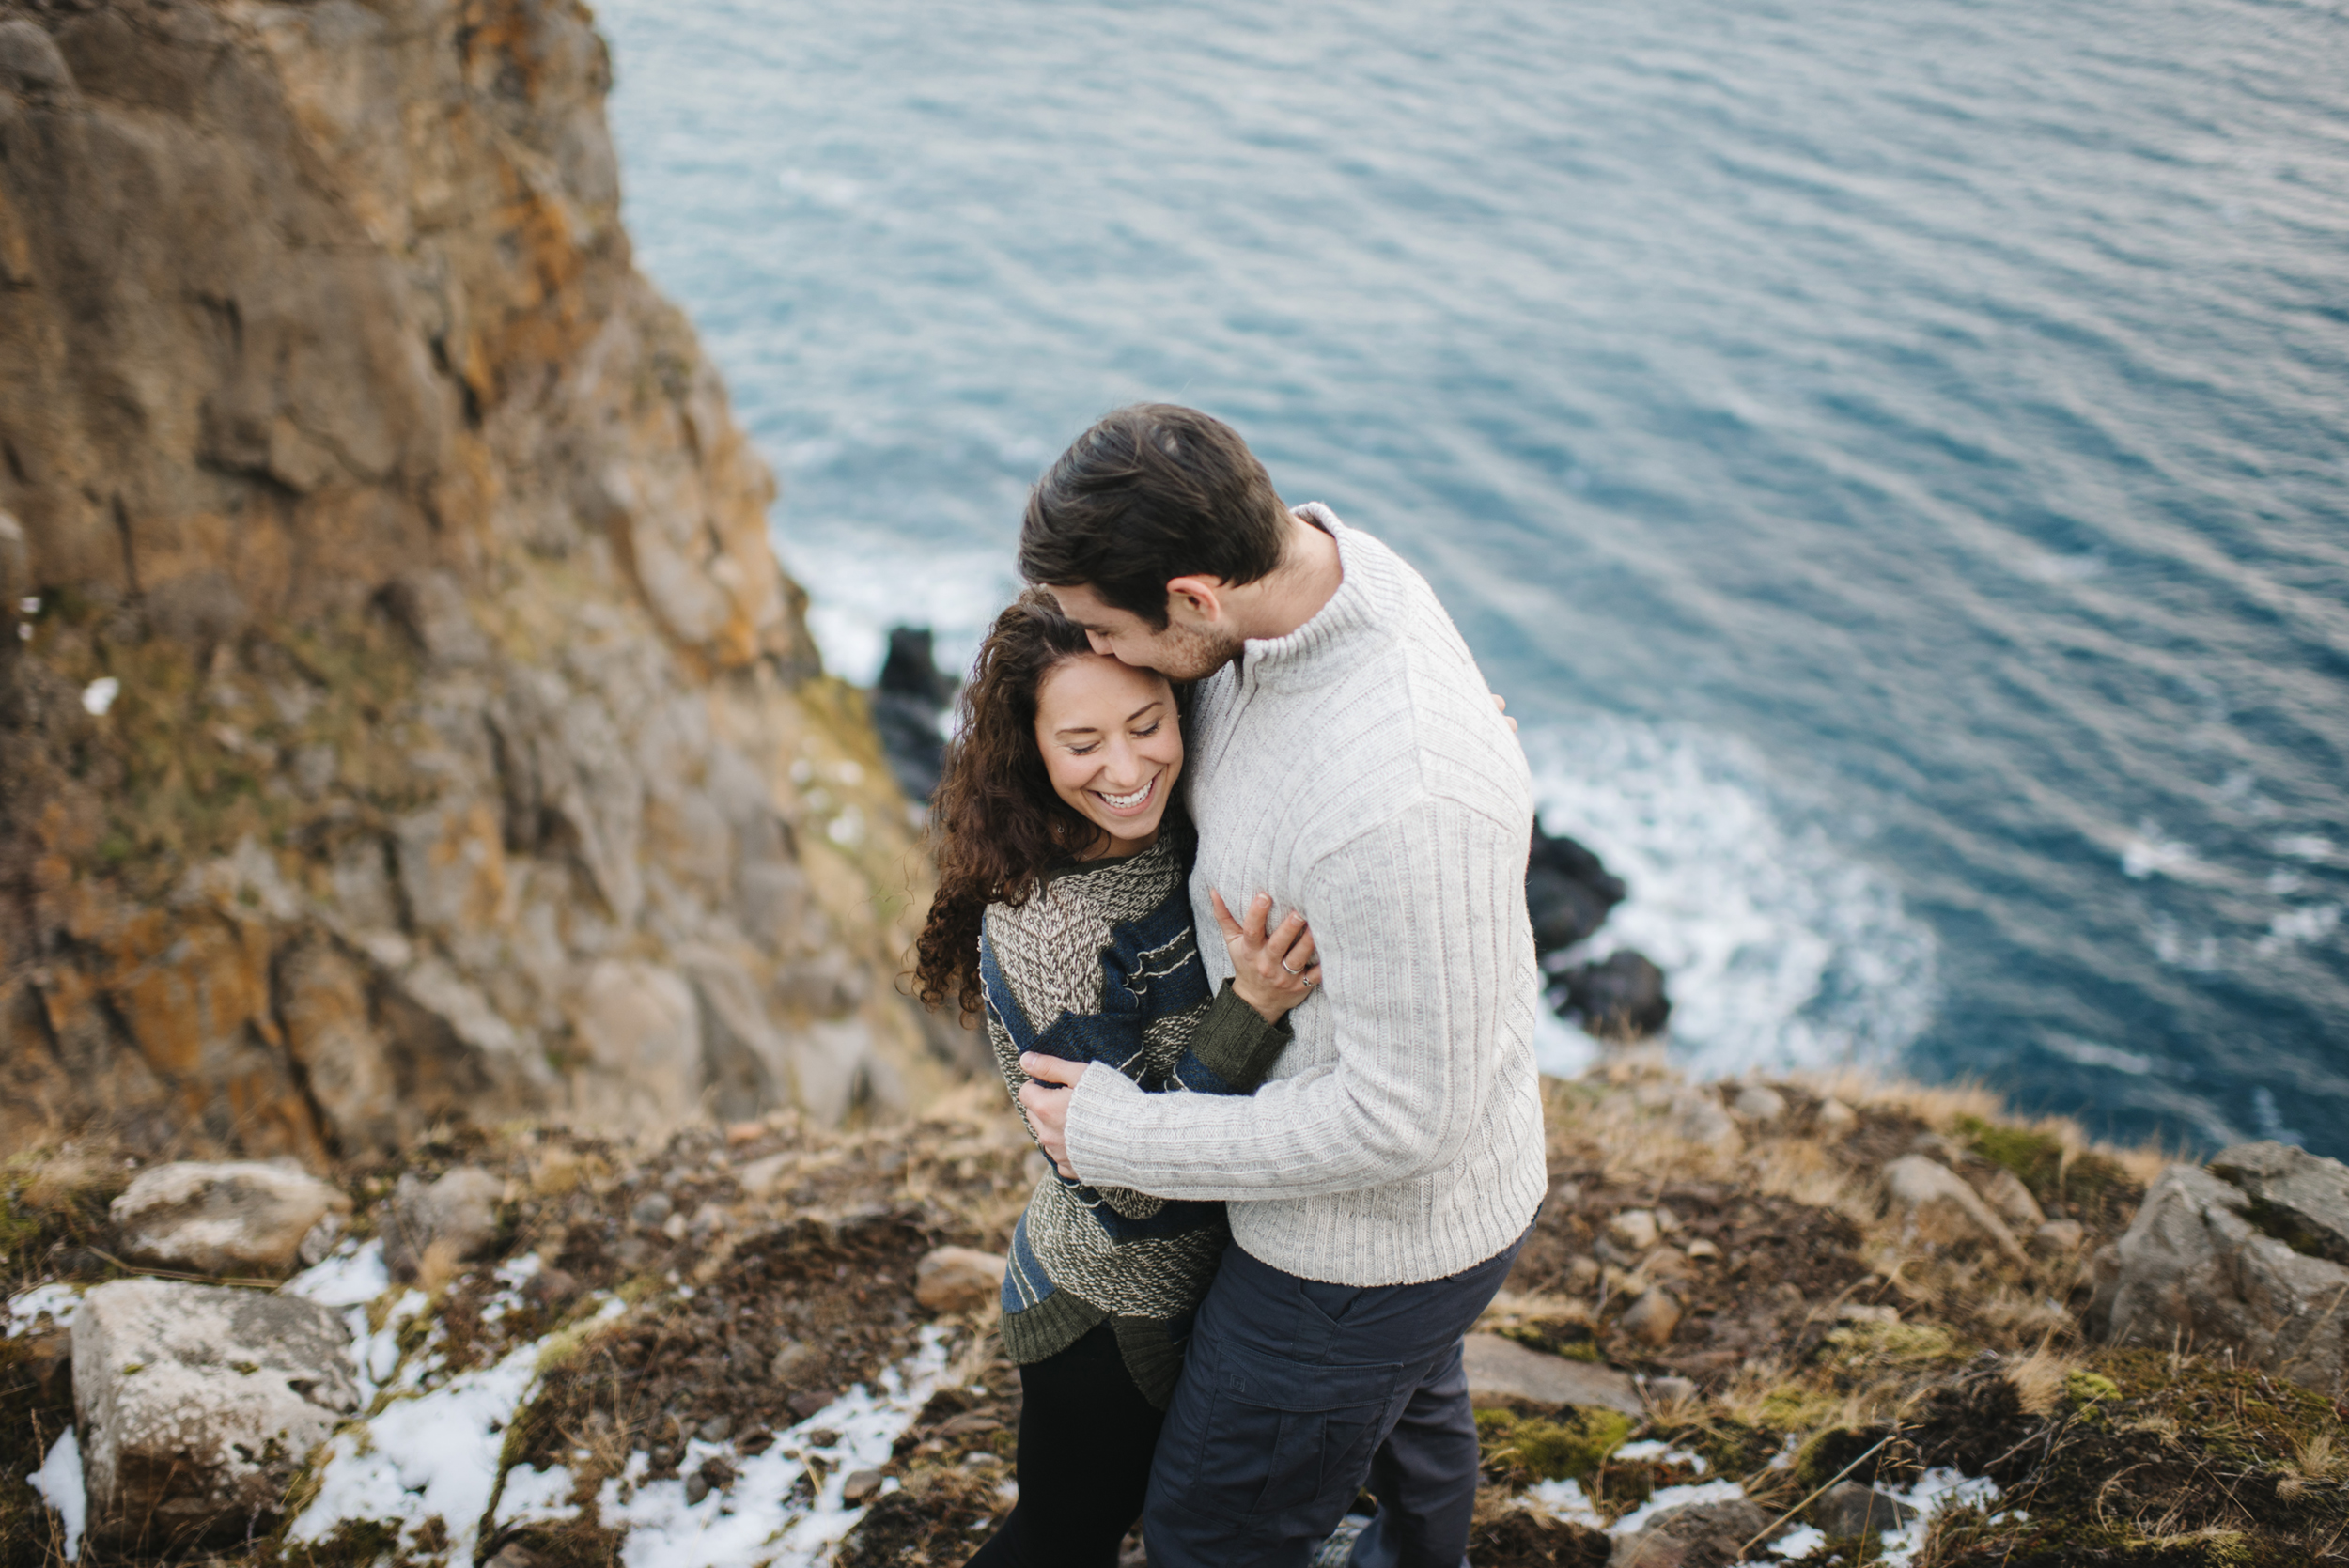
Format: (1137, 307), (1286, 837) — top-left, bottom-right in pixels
(1188, 1339), (1403, 1527)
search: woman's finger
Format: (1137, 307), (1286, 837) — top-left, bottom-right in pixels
(1209, 889), (1244, 943)
(1246, 892), (1273, 943)
(1285, 929), (1316, 972)
(1260, 910), (1309, 965)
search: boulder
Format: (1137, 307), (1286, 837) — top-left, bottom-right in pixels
(1612, 1496), (1773, 1568)
(1732, 1083), (1788, 1125)
(381, 1167), (504, 1281)
(2208, 1141), (2349, 1267)
(1882, 1156), (2027, 1264)
(73, 1279), (360, 1551)
(913, 1247), (1008, 1315)
(1810, 1479), (1919, 1539)
(2086, 1162), (2349, 1397)
(1460, 1332), (1643, 1416)
(1555, 950), (1671, 1041)
(110, 1163), (350, 1280)
(1814, 1098), (1859, 1136)
(1526, 823), (1626, 959)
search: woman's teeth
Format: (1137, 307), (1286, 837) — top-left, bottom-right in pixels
(1097, 777), (1155, 812)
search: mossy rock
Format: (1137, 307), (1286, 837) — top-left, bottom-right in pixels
(1955, 1115), (2139, 1227)
(1476, 1405), (1635, 1484)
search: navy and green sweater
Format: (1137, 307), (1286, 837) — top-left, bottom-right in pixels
(980, 831), (1290, 1405)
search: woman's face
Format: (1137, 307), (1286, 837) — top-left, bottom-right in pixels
(1034, 654), (1183, 857)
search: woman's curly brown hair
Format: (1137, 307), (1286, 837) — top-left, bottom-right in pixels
(913, 589), (1171, 1020)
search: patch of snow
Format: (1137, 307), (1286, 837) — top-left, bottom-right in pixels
(1613, 1439), (1708, 1473)
(5, 1283), (82, 1337)
(1767, 1522), (1826, 1558)
(495, 1462), (581, 1528)
(594, 1326), (952, 1568)
(1525, 1477), (1605, 1529)
(26, 1428), (84, 1558)
(1871, 1468), (2006, 1566)
(1610, 1479), (1749, 1535)
(289, 1337), (543, 1562)
(284, 1238), (391, 1308)
(80, 676), (118, 716)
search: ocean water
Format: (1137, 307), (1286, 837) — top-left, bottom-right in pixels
(592, 0), (2349, 1157)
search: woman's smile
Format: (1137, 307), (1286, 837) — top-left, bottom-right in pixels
(1092, 774), (1159, 815)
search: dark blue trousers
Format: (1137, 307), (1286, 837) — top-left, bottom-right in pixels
(1141, 1228), (1528, 1568)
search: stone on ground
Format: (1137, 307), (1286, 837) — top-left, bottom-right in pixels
(1611, 1496), (1771, 1568)
(1810, 1479), (1920, 1538)
(1882, 1155), (2027, 1263)
(1969, 1165), (2046, 1231)
(1732, 1083), (1787, 1124)
(2088, 1161), (2349, 1397)
(1460, 1332), (1643, 1416)
(2208, 1140), (2349, 1266)
(109, 1162), (350, 1279)
(381, 1166), (504, 1280)
(914, 1247), (1008, 1314)
(73, 1278), (360, 1551)
(1620, 1286), (1684, 1348)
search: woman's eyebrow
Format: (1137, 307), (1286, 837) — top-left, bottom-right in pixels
(1052, 722), (1101, 739)
(1124, 699), (1163, 723)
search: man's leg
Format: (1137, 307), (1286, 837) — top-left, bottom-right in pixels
(1342, 1341), (1478, 1568)
(1143, 1233), (1525, 1568)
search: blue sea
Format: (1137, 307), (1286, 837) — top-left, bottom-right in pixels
(592, 0), (2349, 1157)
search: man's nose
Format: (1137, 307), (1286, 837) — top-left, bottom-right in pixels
(1086, 629), (1113, 656)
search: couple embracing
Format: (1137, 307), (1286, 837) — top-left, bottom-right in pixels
(910, 405), (1548, 1568)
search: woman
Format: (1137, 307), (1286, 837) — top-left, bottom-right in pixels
(913, 589), (1322, 1568)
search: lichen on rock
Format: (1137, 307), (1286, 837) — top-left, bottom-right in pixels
(0, 0), (975, 1163)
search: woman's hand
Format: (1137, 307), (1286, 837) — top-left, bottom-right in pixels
(1211, 890), (1322, 1021)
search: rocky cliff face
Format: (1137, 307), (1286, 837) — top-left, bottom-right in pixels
(0, 0), (970, 1161)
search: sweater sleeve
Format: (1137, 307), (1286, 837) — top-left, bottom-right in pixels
(1062, 794), (1524, 1201)
(1173, 981), (1292, 1094)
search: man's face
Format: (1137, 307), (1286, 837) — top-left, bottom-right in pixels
(1047, 582), (1241, 683)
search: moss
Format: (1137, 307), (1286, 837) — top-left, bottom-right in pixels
(2064, 1370), (2122, 1405)
(1956, 1114), (2139, 1226)
(1793, 1424), (1901, 1494)
(1819, 1318), (1966, 1373)
(1476, 1405), (1635, 1484)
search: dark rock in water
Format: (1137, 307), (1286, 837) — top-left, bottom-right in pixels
(1527, 821), (1626, 959)
(879, 626), (957, 708)
(870, 691), (947, 801)
(1554, 949), (1671, 1040)
(870, 625), (957, 800)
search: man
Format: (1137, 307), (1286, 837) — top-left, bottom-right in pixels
(1013, 404), (1548, 1567)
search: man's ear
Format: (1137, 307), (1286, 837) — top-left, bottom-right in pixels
(1164, 574), (1228, 626)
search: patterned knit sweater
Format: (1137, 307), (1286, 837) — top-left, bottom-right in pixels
(1063, 507), (1551, 1287)
(981, 831), (1290, 1405)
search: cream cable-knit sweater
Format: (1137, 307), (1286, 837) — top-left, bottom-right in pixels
(1062, 506), (1549, 1287)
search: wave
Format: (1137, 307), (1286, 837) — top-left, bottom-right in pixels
(1524, 720), (1939, 1080)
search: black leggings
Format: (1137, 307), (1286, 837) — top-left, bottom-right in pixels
(964, 1321), (1164, 1568)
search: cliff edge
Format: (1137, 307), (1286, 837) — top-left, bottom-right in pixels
(0, 0), (968, 1162)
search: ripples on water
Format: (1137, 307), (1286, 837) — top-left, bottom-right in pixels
(595, 0), (2349, 1156)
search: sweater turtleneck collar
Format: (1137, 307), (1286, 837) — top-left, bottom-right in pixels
(1237, 504), (1387, 695)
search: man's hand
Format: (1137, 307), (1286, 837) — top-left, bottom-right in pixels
(1017, 1052), (1090, 1178)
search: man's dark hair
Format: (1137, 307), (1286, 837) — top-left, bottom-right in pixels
(1019, 404), (1290, 629)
